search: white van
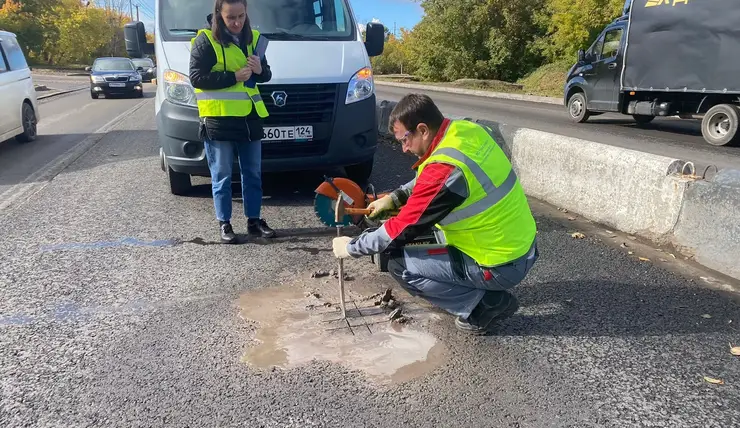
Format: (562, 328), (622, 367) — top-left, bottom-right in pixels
(0, 30), (39, 144)
(124, 0), (385, 195)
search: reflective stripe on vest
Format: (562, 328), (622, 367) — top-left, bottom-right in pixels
(433, 147), (518, 226)
(194, 92), (264, 104)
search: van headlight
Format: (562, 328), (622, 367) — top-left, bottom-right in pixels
(163, 69), (196, 107)
(91, 75), (104, 83)
(346, 67), (374, 104)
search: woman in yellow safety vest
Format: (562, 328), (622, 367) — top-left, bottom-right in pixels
(189, 0), (275, 244)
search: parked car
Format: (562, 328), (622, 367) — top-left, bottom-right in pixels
(132, 57), (155, 82)
(86, 57), (144, 99)
(0, 30), (39, 143)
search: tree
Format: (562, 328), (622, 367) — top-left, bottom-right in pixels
(535, 0), (625, 62)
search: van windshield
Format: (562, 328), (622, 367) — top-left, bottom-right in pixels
(160, 0), (355, 41)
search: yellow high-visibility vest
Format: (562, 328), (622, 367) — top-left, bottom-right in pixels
(417, 120), (537, 267)
(190, 29), (269, 118)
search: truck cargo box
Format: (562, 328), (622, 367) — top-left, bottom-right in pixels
(621, 0), (740, 93)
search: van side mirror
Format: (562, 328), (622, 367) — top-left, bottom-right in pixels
(364, 22), (385, 57)
(124, 21), (154, 58)
(578, 49), (586, 63)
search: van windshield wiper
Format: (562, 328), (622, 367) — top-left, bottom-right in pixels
(168, 28), (200, 33)
(263, 31), (331, 41)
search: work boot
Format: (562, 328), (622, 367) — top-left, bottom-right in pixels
(220, 221), (237, 244)
(455, 291), (520, 335)
(248, 218), (276, 238)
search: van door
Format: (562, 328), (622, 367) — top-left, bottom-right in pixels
(589, 26), (624, 112)
(0, 41), (15, 136)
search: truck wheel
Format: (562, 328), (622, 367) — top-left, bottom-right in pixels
(633, 114), (655, 125)
(345, 158), (373, 185)
(567, 92), (590, 123)
(167, 166), (192, 195)
(701, 104), (740, 146)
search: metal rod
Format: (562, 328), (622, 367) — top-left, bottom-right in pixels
(337, 225), (347, 319)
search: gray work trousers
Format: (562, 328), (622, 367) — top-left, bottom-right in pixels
(387, 240), (539, 319)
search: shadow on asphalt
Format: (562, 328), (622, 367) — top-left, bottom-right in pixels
(582, 116), (705, 138)
(507, 279), (740, 337)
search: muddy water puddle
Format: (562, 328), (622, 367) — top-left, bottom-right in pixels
(237, 276), (448, 385)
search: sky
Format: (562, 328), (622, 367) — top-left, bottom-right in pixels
(133, 0), (425, 36)
(351, 0), (424, 35)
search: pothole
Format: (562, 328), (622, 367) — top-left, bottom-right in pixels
(237, 273), (449, 386)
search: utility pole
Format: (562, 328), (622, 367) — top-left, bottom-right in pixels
(129, 0), (133, 19)
(135, 4), (139, 20)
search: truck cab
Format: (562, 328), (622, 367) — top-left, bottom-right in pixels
(124, 0), (385, 195)
(563, 18), (652, 124)
(564, 0), (740, 146)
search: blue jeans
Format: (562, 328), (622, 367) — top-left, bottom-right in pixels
(203, 139), (262, 222)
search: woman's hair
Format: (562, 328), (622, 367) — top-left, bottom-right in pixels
(211, 0), (253, 46)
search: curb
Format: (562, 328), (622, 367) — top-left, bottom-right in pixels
(375, 99), (740, 283)
(375, 80), (563, 105)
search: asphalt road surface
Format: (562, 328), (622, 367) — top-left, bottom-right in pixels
(0, 77), (151, 203)
(0, 95), (739, 427)
(377, 85), (740, 172)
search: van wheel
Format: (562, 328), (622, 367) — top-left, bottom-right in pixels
(701, 104), (740, 146)
(345, 158), (374, 185)
(15, 103), (37, 143)
(567, 92), (590, 123)
(167, 167), (192, 195)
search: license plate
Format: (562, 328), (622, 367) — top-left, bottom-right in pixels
(263, 126), (313, 142)
(109, 82), (126, 87)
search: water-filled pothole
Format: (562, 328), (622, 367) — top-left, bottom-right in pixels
(237, 275), (448, 385)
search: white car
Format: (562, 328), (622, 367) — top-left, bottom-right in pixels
(0, 30), (39, 143)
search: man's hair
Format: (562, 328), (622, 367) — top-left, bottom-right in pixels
(388, 93), (445, 135)
(211, 0), (253, 46)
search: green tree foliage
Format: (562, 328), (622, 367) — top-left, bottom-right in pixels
(535, 0), (625, 62)
(0, 0), (135, 66)
(371, 0), (628, 82)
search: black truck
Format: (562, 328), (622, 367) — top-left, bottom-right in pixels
(564, 0), (740, 146)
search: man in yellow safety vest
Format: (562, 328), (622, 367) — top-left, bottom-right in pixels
(332, 93), (539, 335)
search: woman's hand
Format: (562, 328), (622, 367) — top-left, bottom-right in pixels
(235, 66), (253, 82)
(247, 55), (262, 75)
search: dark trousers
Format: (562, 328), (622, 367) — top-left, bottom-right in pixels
(386, 241), (539, 319)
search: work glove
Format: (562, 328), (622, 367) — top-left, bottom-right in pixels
(332, 236), (352, 259)
(367, 195), (395, 218)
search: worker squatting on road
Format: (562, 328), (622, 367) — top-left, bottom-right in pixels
(332, 93), (540, 335)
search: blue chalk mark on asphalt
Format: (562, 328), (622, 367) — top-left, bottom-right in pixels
(0, 314), (34, 326)
(40, 237), (179, 252)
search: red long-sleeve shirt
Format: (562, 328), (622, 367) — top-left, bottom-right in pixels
(346, 119), (470, 256)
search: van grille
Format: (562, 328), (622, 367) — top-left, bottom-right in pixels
(259, 84), (337, 124)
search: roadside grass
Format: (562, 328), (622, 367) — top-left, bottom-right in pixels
(376, 60), (573, 99)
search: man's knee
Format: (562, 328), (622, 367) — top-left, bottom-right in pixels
(386, 250), (406, 282)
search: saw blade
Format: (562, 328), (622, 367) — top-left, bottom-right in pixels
(314, 193), (353, 227)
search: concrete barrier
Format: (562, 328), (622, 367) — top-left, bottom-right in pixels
(508, 128), (690, 241)
(672, 169), (740, 280)
(375, 99), (740, 282)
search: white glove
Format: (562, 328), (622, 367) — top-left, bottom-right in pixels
(332, 236), (352, 258)
(367, 195), (395, 218)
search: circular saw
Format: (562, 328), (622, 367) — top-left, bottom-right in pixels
(313, 176), (389, 227)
